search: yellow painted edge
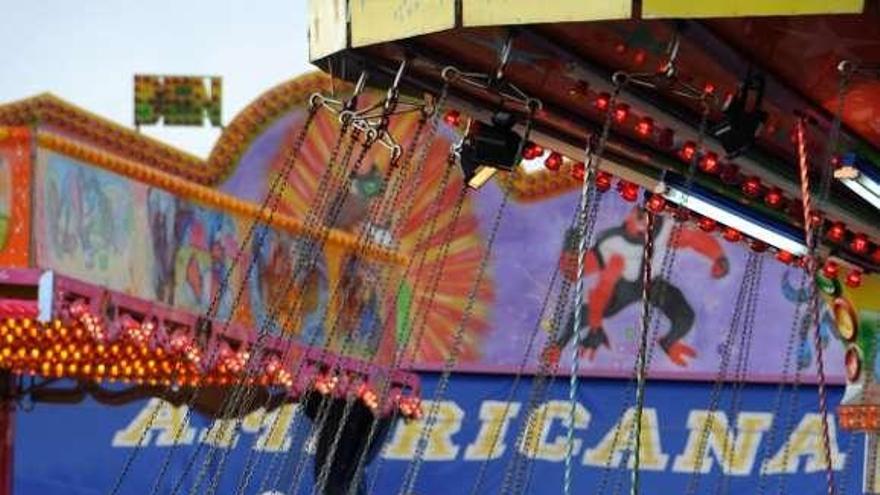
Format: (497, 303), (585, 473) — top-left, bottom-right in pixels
(463, 0), (632, 27)
(37, 131), (407, 266)
(642, 0), (864, 18)
(350, 0), (456, 48)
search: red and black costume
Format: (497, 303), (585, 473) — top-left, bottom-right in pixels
(553, 208), (728, 367)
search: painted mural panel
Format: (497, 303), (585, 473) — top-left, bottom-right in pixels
(221, 99), (489, 367)
(33, 147), (400, 363)
(0, 128), (31, 266)
(219, 86), (851, 382)
(35, 150), (153, 298)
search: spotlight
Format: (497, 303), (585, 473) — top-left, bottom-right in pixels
(455, 110), (524, 189)
(711, 71), (767, 158)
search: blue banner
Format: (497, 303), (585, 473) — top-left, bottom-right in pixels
(16, 374), (862, 494)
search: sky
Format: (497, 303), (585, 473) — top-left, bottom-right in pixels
(0, 0), (313, 158)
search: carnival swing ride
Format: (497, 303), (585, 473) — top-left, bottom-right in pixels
(1, 2), (880, 495)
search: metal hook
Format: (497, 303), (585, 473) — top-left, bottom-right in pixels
(309, 93), (325, 109)
(611, 71), (629, 88)
(441, 66), (461, 82)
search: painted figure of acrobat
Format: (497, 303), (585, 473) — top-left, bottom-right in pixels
(552, 207), (729, 367)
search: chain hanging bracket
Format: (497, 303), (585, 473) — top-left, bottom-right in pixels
(311, 61), (434, 168)
(613, 31), (714, 104)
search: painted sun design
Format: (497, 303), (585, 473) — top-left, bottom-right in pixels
(260, 89), (492, 366)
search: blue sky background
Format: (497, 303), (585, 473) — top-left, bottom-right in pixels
(0, 0), (312, 157)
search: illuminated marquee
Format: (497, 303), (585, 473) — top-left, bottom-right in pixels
(134, 75), (222, 127)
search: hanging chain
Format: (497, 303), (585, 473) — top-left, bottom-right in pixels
(715, 256), (763, 495)
(182, 122), (368, 495)
(262, 90), (449, 495)
(500, 212), (586, 495)
(199, 71), (419, 495)
(309, 106), (434, 495)
(238, 105), (432, 495)
(683, 252), (762, 495)
(215, 130), (380, 495)
(466, 264), (564, 495)
(561, 73), (625, 495)
(112, 102), (320, 495)
(337, 84), (457, 495)
(754, 268), (808, 495)
(630, 207), (656, 495)
(601, 92), (714, 495)
(282, 95), (446, 495)
(154, 106), (350, 495)
(796, 116), (835, 495)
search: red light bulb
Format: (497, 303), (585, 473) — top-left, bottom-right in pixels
(703, 82), (716, 94)
(722, 227), (742, 243)
(633, 49), (647, 66)
(750, 239), (768, 252)
(822, 260), (840, 279)
(646, 194), (666, 213)
(522, 142), (543, 160)
(443, 110), (461, 127)
(618, 180), (639, 202)
(827, 222), (846, 243)
(846, 269), (863, 288)
(680, 141), (697, 162)
(850, 233), (869, 254)
(595, 171), (612, 192)
(698, 217), (717, 232)
(764, 187), (784, 208)
(571, 162), (585, 181)
(742, 176), (762, 197)
(614, 104), (630, 124)
(776, 250), (795, 264)
(595, 92), (611, 111)
(700, 152), (720, 174)
(544, 151), (563, 171)
(636, 117), (654, 138)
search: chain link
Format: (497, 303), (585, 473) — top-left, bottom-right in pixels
(109, 104), (320, 495)
(183, 124), (367, 495)
(682, 252), (763, 495)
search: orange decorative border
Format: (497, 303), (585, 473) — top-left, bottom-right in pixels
(0, 72), (348, 187)
(206, 71), (347, 182)
(37, 131), (406, 265)
(0, 127), (32, 267)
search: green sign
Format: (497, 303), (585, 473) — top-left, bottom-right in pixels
(134, 75), (222, 127)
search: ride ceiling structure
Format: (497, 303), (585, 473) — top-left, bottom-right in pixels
(304, 0), (880, 494)
(0, 1), (878, 495)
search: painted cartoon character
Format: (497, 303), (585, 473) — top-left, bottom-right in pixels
(249, 230), (329, 341)
(148, 189), (191, 303)
(175, 211), (237, 320)
(551, 207), (729, 367)
(147, 188), (237, 320)
(48, 165), (121, 270)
